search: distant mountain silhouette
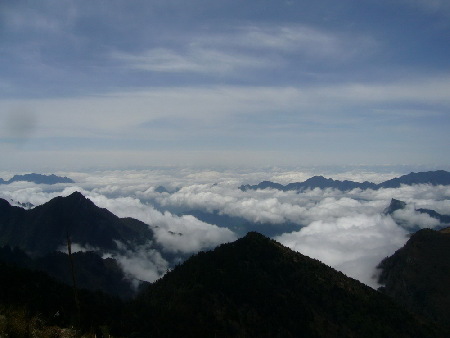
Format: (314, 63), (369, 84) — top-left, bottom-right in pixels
(378, 227), (450, 329)
(240, 176), (376, 192)
(128, 232), (442, 337)
(240, 180), (285, 191)
(240, 170), (450, 192)
(383, 198), (407, 215)
(384, 198), (450, 231)
(0, 191), (154, 256)
(155, 185), (170, 193)
(378, 170), (450, 188)
(0, 173), (74, 185)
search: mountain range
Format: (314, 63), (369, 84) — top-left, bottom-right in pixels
(240, 170), (450, 192)
(0, 173), (74, 185)
(125, 232), (444, 337)
(1, 191), (449, 336)
(0, 246), (139, 299)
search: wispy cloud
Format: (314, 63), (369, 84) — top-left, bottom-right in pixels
(113, 24), (377, 75)
(233, 25), (378, 60)
(2, 76), (449, 139)
(114, 47), (270, 74)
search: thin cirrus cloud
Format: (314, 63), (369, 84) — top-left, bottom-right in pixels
(113, 47), (271, 74)
(2, 77), (448, 138)
(112, 25), (375, 75)
(233, 25), (377, 60)
(1, 74), (449, 170)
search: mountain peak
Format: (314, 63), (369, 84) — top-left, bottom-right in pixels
(131, 233), (441, 336)
(384, 198), (407, 215)
(305, 175), (329, 182)
(0, 192), (154, 256)
(66, 191), (88, 201)
(45, 191), (97, 211)
(243, 231), (267, 240)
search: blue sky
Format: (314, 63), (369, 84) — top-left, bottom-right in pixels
(1, 0), (450, 170)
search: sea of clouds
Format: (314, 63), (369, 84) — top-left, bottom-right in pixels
(1, 167), (449, 289)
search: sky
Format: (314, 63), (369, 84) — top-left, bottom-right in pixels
(1, 0), (450, 170)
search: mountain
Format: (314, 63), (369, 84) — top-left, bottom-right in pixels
(128, 232), (442, 337)
(377, 227), (450, 329)
(1, 230), (447, 336)
(0, 173), (75, 185)
(285, 176), (377, 191)
(240, 180), (285, 191)
(240, 176), (376, 192)
(415, 207), (450, 225)
(384, 198), (450, 231)
(378, 170), (450, 188)
(0, 191), (154, 256)
(241, 170), (450, 192)
(0, 246), (142, 299)
(0, 258), (125, 336)
(383, 198), (407, 215)
(0, 192), (157, 298)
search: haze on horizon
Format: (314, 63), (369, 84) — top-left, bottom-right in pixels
(1, 0), (450, 171)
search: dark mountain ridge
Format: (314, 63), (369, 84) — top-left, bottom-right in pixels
(0, 191), (154, 256)
(240, 170), (450, 192)
(128, 232), (443, 337)
(0, 192), (157, 298)
(378, 227), (450, 329)
(0, 173), (74, 185)
(0, 258), (125, 335)
(1, 226), (447, 336)
(383, 198), (407, 215)
(384, 198), (450, 231)
(0, 245), (142, 299)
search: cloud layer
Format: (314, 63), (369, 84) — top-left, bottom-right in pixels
(1, 1), (449, 169)
(1, 167), (449, 288)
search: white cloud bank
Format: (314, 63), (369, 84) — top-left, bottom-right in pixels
(1, 168), (449, 288)
(276, 214), (408, 288)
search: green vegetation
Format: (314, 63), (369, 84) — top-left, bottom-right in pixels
(0, 260), (125, 336)
(378, 227), (450, 330)
(1, 229), (448, 337)
(126, 232), (443, 337)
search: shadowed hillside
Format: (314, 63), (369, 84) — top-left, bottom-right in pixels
(378, 227), (450, 329)
(128, 232), (442, 337)
(0, 192), (154, 256)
